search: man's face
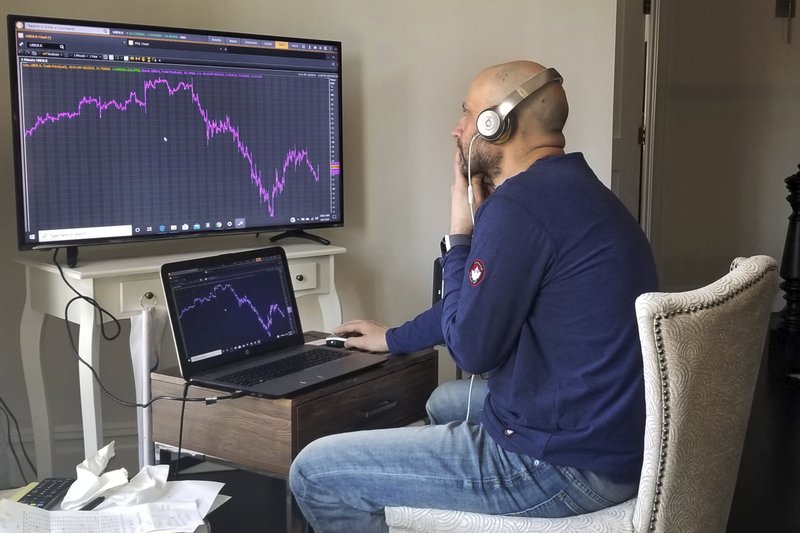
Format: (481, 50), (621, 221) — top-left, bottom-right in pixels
(453, 80), (503, 182)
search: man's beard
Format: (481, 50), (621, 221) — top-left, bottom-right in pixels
(457, 137), (502, 183)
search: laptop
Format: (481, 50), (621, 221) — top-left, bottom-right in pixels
(161, 246), (387, 397)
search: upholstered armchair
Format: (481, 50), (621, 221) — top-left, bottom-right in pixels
(386, 255), (778, 533)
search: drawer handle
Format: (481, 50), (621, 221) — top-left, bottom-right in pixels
(361, 400), (397, 418)
(296, 274), (305, 281)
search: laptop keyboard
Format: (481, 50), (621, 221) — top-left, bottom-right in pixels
(217, 347), (348, 386)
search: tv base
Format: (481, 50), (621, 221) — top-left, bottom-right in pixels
(66, 246), (79, 268)
(269, 229), (330, 246)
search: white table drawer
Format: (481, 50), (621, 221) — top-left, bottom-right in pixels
(289, 261), (317, 291)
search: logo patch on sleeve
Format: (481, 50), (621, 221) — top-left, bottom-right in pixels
(468, 259), (486, 286)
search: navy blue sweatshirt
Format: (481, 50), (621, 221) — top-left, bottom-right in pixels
(386, 153), (658, 482)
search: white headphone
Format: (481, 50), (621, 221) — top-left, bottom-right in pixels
(475, 67), (563, 144)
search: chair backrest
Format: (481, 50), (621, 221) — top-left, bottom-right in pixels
(632, 255), (778, 533)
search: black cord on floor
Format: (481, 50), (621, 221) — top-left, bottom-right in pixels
(0, 395), (37, 482)
(0, 404), (27, 485)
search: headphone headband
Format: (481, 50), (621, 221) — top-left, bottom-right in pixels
(476, 67), (563, 143)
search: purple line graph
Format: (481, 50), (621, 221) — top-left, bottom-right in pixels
(179, 282), (288, 337)
(24, 77), (321, 217)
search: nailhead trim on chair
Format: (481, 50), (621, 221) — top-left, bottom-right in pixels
(646, 261), (776, 531)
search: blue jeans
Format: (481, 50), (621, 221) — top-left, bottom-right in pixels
(289, 377), (637, 532)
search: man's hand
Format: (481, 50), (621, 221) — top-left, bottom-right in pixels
(333, 320), (389, 352)
(450, 148), (487, 235)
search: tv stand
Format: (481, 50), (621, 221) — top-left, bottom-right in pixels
(269, 229), (331, 246)
(15, 242), (345, 478)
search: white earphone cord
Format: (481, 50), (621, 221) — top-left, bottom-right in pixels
(464, 373), (476, 422)
(464, 134), (480, 422)
(459, 132), (482, 421)
(466, 133), (480, 224)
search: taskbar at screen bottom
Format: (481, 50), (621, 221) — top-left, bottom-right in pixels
(26, 215), (340, 245)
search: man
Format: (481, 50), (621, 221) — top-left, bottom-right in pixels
(289, 60), (658, 532)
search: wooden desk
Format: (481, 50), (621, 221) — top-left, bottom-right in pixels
(16, 243), (345, 478)
(151, 343), (438, 532)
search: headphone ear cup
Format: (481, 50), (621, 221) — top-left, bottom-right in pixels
(476, 108), (503, 141)
(493, 117), (512, 144)
(476, 108), (510, 144)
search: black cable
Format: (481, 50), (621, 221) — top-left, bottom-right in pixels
(53, 249), (121, 343)
(0, 404), (28, 485)
(52, 248), (244, 408)
(0, 395), (37, 479)
(151, 349), (160, 373)
(173, 381), (192, 481)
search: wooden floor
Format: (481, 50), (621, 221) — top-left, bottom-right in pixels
(189, 343), (800, 533)
(727, 341), (800, 532)
(187, 468), (289, 532)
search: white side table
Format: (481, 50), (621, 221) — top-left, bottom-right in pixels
(16, 242), (345, 478)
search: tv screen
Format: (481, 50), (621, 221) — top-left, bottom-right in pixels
(7, 15), (343, 252)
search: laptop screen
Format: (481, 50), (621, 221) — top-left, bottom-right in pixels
(162, 247), (305, 376)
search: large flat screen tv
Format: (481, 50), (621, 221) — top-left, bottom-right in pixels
(7, 14), (343, 257)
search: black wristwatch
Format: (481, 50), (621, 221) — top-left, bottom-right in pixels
(440, 234), (472, 256)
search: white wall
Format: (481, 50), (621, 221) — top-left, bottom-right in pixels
(650, 0), (800, 293)
(0, 0), (618, 485)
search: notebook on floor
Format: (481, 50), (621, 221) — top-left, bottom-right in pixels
(161, 246), (387, 397)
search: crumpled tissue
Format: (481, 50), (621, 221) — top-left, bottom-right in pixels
(60, 440), (129, 510)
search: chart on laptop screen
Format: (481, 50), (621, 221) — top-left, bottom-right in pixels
(167, 256), (298, 362)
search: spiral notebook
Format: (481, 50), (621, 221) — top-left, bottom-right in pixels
(160, 246), (386, 397)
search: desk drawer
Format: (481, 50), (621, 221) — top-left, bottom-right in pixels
(295, 358), (437, 451)
(119, 278), (164, 314)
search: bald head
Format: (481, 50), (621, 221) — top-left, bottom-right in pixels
(452, 60), (570, 184)
(476, 61), (569, 141)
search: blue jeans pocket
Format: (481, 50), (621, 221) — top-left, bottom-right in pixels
(505, 490), (588, 518)
(501, 464), (623, 518)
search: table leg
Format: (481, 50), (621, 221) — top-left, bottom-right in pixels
(317, 255), (342, 332)
(77, 302), (103, 459)
(317, 290), (342, 333)
(19, 302), (51, 479)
